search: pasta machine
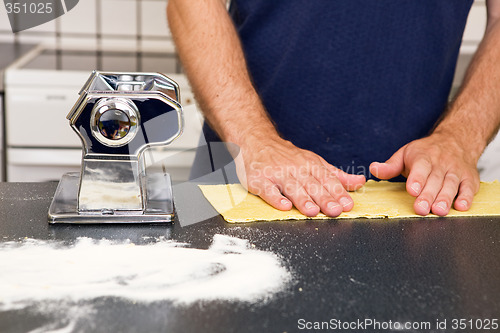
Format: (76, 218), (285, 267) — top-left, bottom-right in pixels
(48, 71), (183, 223)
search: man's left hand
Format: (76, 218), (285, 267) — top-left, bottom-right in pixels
(369, 133), (480, 216)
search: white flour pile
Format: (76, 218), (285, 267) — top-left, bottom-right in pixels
(0, 235), (291, 310)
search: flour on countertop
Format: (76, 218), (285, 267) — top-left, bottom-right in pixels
(0, 235), (291, 310)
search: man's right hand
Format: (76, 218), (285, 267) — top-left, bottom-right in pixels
(167, 0), (365, 217)
(235, 136), (366, 217)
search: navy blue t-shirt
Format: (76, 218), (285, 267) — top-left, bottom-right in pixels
(201, 0), (473, 178)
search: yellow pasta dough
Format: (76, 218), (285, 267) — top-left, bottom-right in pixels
(199, 180), (500, 223)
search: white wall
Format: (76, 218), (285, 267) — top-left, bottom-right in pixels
(0, 0), (174, 52)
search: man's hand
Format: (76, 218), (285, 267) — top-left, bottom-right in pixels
(168, 0), (368, 217)
(237, 136), (366, 217)
(369, 0), (500, 217)
(370, 133), (480, 216)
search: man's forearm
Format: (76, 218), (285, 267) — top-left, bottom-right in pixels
(434, 14), (500, 162)
(167, 0), (278, 147)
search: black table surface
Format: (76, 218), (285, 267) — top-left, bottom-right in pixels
(0, 182), (499, 333)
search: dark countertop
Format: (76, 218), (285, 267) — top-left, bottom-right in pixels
(0, 181), (499, 333)
(0, 42), (37, 92)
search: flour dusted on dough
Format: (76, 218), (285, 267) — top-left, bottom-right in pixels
(199, 180), (500, 222)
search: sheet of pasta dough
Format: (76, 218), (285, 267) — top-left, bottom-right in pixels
(199, 180), (500, 223)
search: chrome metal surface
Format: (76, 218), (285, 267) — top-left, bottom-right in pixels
(48, 71), (183, 224)
(48, 172), (173, 223)
(67, 71), (184, 158)
(90, 98), (140, 147)
(68, 71), (180, 123)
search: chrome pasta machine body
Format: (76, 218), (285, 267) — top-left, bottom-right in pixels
(48, 71), (183, 223)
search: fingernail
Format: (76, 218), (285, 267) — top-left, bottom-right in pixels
(327, 202), (340, 210)
(436, 201), (447, 211)
(305, 201), (317, 210)
(411, 182), (421, 194)
(459, 200), (468, 208)
(339, 197), (351, 208)
(418, 200), (429, 211)
(281, 198), (290, 206)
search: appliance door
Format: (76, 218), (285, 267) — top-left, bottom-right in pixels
(6, 86), (81, 149)
(6, 82), (82, 182)
(8, 148), (81, 182)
